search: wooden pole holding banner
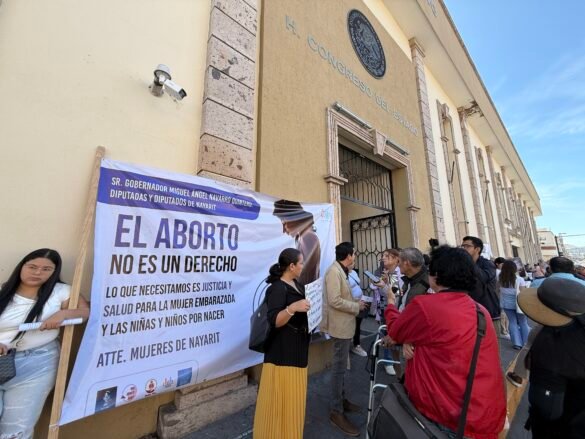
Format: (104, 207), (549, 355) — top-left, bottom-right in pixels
(498, 353), (529, 438)
(47, 146), (106, 439)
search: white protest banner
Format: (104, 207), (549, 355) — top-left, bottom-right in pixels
(304, 278), (323, 332)
(60, 159), (335, 424)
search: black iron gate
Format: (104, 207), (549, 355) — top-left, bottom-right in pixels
(340, 146), (396, 286)
(351, 214), (396, 284)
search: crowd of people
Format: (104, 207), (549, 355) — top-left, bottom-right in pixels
(2, 239), (583, 438)
(254, 236), (585, 439)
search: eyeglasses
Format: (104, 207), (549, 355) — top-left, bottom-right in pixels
(23, 264), (55, 273)
(460, 244), (475, 249)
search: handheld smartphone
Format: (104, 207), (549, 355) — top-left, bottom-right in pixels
(364, 270), (380, 283)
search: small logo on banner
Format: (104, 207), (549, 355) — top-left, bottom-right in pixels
(176, 368), (193, 387)
(317, 208), (332, 222)
(145, 379), (157, 396)
(95, 387), (117, 413)
(163, 377), (175, 388)
(121, 384), (138, 402)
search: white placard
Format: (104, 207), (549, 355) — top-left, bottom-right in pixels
(305, 278), (323, 332)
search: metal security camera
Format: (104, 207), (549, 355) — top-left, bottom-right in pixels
(150, 64), (187, 100)
(162, 79), (187, 100)
(151, 64), (171, 97)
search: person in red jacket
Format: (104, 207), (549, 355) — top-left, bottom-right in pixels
(384, 245), (506, 439)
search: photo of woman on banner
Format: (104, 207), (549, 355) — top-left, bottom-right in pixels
(253, 248), (311, 439)
(273, 199), (321, 286)
(0, 248), (89, 438)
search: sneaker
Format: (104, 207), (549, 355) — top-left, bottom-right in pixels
(385, 364), (396, 376)
(329, 411), (360, 437)
(351, 345), (367, 357)
(499, 333), (511, 340)
(507, 372), (524, 388)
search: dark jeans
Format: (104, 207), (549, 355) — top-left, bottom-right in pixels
(331, 337), (352, 413)
(353, 317), (363, 346)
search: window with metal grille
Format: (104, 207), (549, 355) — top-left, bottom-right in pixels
(339, 146), (394, 212)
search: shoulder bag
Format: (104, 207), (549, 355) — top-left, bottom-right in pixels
(368, 303), (487, 439)
(249, 296), (271, 354)
(515, 278), (525, 315)
(0, 330), (26, 384)
(0, 349), (16, 384)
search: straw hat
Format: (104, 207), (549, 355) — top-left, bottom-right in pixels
(518, 278), (585, 327)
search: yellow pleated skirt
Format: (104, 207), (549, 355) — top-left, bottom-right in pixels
(253, 363), (308, 439)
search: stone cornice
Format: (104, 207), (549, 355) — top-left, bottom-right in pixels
(324, 174), (348, 186)
(409, 37), (426, 57)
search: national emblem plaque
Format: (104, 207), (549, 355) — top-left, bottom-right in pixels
(347, 9), (386, 79)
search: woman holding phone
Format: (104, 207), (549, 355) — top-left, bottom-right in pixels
(253, 248), (311, 439)
(0, 248), (89, 438)
(371, 248), (402, 376)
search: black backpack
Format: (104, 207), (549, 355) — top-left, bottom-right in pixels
(249, 297), (271, 353)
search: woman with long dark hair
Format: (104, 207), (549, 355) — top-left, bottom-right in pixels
(253, 248), (311, 439)
(498, 260), (529, 349)
(0, 249), (89, 438)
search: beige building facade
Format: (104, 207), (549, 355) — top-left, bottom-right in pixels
(538, 228), (560, 261)
(0, 0), (541, 437)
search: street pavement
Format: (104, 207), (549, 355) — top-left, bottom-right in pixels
(186, 316), (531, 439)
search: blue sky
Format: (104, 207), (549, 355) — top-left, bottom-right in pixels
(444, 0), (585, 247)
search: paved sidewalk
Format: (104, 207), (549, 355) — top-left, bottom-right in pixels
(185, 316), (530, 439)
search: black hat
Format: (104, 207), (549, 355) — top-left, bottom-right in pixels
(273, 199), (313, 222)
(518, 278), (585, 327)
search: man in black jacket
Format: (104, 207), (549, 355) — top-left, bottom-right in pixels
(397, 247), (430, 311)
(461, 236), (501, 334)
